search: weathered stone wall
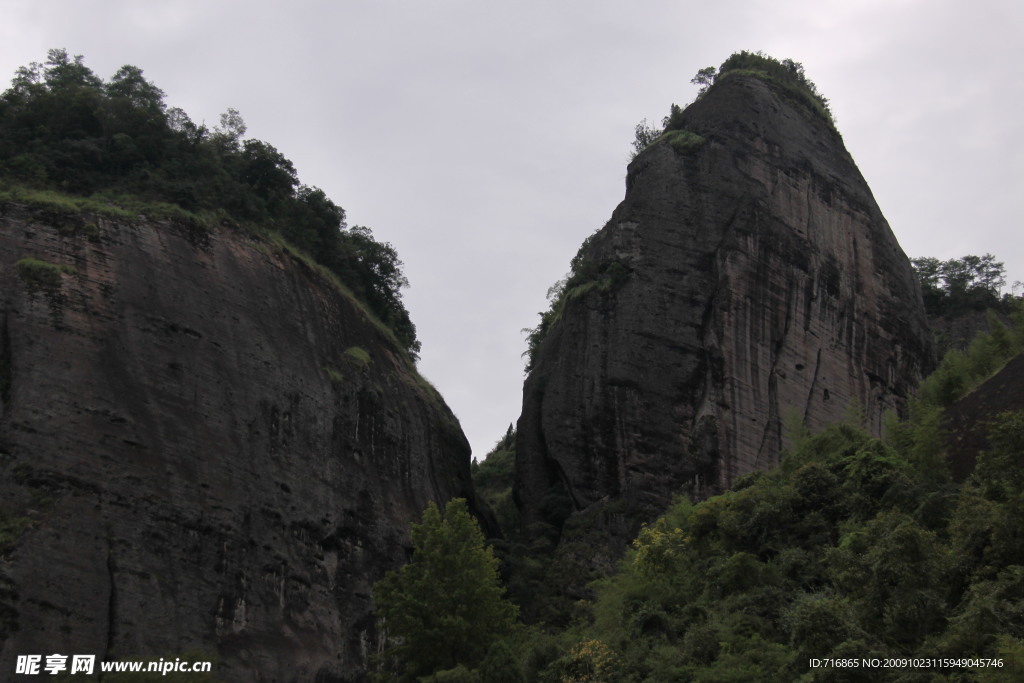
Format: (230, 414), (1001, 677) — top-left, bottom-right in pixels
(0, 204), (472, 682)
(516, 74), (935, 534)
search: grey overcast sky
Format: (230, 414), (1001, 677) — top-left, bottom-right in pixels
(3, 0), (1022, 460)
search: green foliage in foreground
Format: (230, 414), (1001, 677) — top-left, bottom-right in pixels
(373, 498), (518, 681)
(567, 407), (1024, 681)
(0, 49), (419, 356)
(453, 411), (1024, 681)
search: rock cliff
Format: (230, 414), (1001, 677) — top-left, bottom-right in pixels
(515, 72), (935, 538)
(0, 203), (472, 681)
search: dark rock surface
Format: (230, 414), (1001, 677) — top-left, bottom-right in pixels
(515, 73), (935, 539)
(0, 204), (472, 681)
(942, 352), (1024, 482)
(928, 307), (1012, 358)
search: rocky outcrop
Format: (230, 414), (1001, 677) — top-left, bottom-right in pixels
(0, 203), (472, 681)
(515, 73), (935, 537)
(942, 353), (1024, 481)
(929, 308), (1012, 357)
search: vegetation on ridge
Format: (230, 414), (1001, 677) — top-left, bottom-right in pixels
(0, 49), (420, 357)
(912, 253), (1021, 318)
(711, 50), (833, 122)
(631, 50), (834, 161)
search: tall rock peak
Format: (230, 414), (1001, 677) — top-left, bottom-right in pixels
(515, 70), (935, 536)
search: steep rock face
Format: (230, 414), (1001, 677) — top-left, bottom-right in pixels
(516, 74), (934, 534)
(0, 204), (472, 681)
(942, 353), (1024, 481)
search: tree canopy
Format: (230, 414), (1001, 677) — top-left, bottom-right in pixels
(0, 49), (419, 356)
(912, 254), (1016, 317)
(373, 498), (518, 681)
(570, 398), (1024, 680)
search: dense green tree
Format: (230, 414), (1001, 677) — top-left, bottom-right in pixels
(575, 373), (1024, 681)
(106, 64), (166, 112)
(239, 139), (297, 211)
(827, 511), (953, 645)
(629, 118), (661, 159)
(477, 639), (525, 683)
(912, 253), (1014, 316)
(690, 66), (716, 96)
(212, 107), (246, 151)
(373, 499), (517, 681)
(42, 48), (103, 90)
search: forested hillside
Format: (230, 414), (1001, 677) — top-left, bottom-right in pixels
(0, 49), (420, 356)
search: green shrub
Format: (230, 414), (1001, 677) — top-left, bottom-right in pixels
(661, 129), (705, 154)
(343, 346), (371, 368)
(15, 257), (75, 289)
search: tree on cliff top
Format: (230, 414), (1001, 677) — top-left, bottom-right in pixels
(373, 498), (518, 680)
(912, 254), (1016, 317)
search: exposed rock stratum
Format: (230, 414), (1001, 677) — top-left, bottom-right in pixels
(515, 73), (935, 541)
(0, 204), (472, 682)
